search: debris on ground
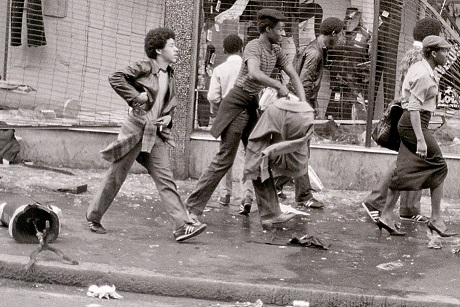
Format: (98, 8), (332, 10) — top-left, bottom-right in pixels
(376, 261), (403, 270)
(427, 230), (442, 249)
(86, 285), (123, 299)
(208, 299), (264, 306)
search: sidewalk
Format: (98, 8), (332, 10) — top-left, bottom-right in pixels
(1, 164), (460, 306)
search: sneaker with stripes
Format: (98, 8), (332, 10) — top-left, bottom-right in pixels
(174, 223), (207, 242)
(361, 202), (380, 223)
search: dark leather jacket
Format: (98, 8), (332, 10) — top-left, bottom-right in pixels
(296, 39), (325, 109)
(100, 60), (177, 162)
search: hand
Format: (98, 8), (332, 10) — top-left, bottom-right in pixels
(356, 93), (365, 105)
(416, 139), (428, 159)
(277, 84), (289, 97)
(132, 92), (149, 110)
(156, 115), (172, 130)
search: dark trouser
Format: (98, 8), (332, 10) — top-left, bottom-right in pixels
(364, 160), (422, 215)
(252, 173), (282, 219)
(187, 110), (279, 219)
(86, 138), (191, 230)
(11, 0), (47, 46)
(274, 171), (315, 203)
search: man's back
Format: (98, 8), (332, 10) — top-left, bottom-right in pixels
(207, 54), (242, 105)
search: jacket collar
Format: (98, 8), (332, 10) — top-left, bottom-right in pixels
(150, 59), (174, 75)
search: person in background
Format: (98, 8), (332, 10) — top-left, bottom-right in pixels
(376, 35), (457, 238)
(207, 34), (254, 212)
(362, 18), (443, 224)
(275, 17), (345, 210)
(186, 9), (307, 228)
(86, 28), (206, 242)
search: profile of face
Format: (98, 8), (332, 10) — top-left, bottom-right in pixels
(158, 38), (179, 64)
(267, 21), (286, 44)
(433, 48), (449, 66)
(325, 30), (344, 48)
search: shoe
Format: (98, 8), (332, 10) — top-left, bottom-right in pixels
(376, 219), (407, 236)
(277, 191), (287, 199)
(400, 214), (429, 223)
(174, 223), (207, 242)
(188, 211), (201, 225)
(427, 221), (458, 237)
(86, 216), (107, 234)
(219, 195), (231, 206)
(361, 202), (380, 223)
(261, 212), (296, 229)
(297, 198), (324, 209)
(238, 196), (252, 215)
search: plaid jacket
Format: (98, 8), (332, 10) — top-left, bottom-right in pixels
(101, 60), (177, 162)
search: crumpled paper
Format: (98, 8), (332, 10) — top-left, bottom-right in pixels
(289, 233), (330, 250)
(427, 230), (442, 249)
(280, 204), (310, 216)
(87, 285), (123, 299)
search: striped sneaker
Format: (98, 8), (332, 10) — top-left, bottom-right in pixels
(400, 214), (429, 223)
(174, 223), (207, 242)
(361, 202), (380, 223)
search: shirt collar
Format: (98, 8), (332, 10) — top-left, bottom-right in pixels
(226, 54), (242, 62)
(150, 59), (173, 75)
(421, 58), (436, 79)
(413, 40), (423, 48)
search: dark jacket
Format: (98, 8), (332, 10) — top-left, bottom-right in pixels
(296, 39), (325, 108)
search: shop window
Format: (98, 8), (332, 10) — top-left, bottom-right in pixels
(193, 0), (460, 155)
(194, 0), (375, 134)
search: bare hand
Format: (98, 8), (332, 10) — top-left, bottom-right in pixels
(277, 85), (289, 97)
(132, 92), (149, 110)
(416, 139), (428, 159)
(156, 115), (172, 130)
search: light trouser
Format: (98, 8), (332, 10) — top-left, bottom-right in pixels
(221, 142), (254, 200)
(86, 138), (191, 230)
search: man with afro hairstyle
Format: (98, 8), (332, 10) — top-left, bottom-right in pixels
(362, 18), (443, 224)
(86, 27), (207, 242)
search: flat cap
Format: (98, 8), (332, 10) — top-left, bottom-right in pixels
(257, 8), (286, 21)
(422, 35), (451, 49)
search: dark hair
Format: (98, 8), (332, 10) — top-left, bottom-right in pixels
(413, 18), (442, 41)
(144, 27), (176, 59)
(423, 46), (441, 58)
(258, 18), (279, 34)
(319, 17), (344, 36)
(223, 34), (243, 54)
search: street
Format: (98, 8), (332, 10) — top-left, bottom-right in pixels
(0, 278), (267, 307)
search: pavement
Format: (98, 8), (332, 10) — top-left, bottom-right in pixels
(1, 163), (460, 307)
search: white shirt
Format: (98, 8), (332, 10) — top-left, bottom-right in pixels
(207, 54), (242, 106)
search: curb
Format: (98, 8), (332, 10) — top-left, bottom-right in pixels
(0, 254), (459, 307)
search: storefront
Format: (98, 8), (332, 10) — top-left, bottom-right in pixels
(187, 0), (460, 180)
(193, 0), (379, 130)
